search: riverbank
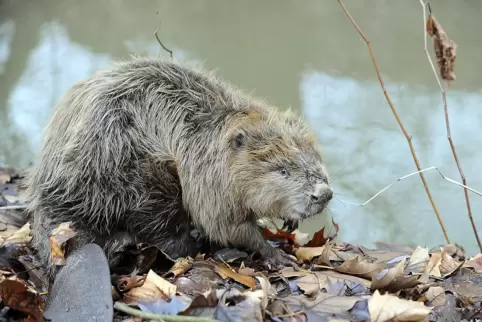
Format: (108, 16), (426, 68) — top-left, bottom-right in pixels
(1, 167), (481, 322)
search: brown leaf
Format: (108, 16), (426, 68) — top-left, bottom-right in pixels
(406, 246), (430, 275)
(163, 257), (193, 279)
(419, 252), (442, 284)
(123, 269), (176, 304)
(424, 286), (447, 308)
(2, 223), (32, 245)
(213, 262), (256, 289)
(318, 240), (334, 266)
(294, 270), (371, 297)
(334, 256), (385, 280)
(430, 244), (466, 262)
(179, 291), (218, 317)
(238, 267), (256, 277)
(49, 222), (77, 266)
(0, 279), (45, 321)
(116, 273), (146, 292)
(426, 14), (457, 81)
(372, 241), (415, 254)
(295, 246), (325, 262)
(0, 169), (11, 185)
(262, 227), (300, 250)
(278, 267), (310, 278)
(304, 217), (339, 247)
(359, 244), (411, 264)
(440, 249), (464, 277)
(368, 290), (432, 322)
(305, 228), (328, 248)
(463, 253), (482, 273)
(283, 293), (364, 321)
(371, 258), (420, 292)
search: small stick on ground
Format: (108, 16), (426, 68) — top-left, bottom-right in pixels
(419, 0), (481, 252)
(114, 301), (217, 322)
(337, 0), (450, 244)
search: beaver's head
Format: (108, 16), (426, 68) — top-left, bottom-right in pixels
(227, 108), (333, 224)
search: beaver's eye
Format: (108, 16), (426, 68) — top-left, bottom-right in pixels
(279, 168), (289, 176)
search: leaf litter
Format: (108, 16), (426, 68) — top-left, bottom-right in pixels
(0, 168), (482, 321)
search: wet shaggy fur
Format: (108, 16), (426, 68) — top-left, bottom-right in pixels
(25, 57), (333, 279)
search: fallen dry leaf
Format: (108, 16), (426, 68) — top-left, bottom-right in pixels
(291, 229), (311, 246)
(359, 244), (411, 264)
(2, 222), (32, 245)
(179, 291), (218, 317)
(49, 222), (77, 266)
(295, 246), (325, 262)
(406, 246), (430, 275)
(440, 249), (464, 277)
(116, 272), (146, 292)
(278, 267), (310, 278)
(238, 267), (256, 277)
(317, 240), (334, 266)
(371, 258), (419, 292)
(368, 289), (432, 322)
(424, 252), (442, 278)
(283, 293), (364, 321)
(262, 227), (298, 246)
(213, 262), (256, 289)
(123, 269), (177, 304)
(304, 217), (339, 248)
(255, 275), (270, 314)
(164, 257), (193, 279)
(0, 279), (45, 321)
(0, 168), (11, 184)
(463, 253), (482, 273)
(305, 227), (329, 248)
(334, 256), (385, 280)
(294, 270), (371, 297)
(426, 14), (457, 81)
(424, 286), (447, 308)
(430, 244), (466, 261)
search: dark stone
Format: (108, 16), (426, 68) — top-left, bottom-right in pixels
(44, 243), (113, 322)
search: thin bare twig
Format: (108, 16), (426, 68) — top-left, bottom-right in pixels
(114, 301), (216, 322)
(154, 11), (173, 59)
(337, 166), (482, 207)
(337, 0), (449, 243)
(419, 1), (481, 252)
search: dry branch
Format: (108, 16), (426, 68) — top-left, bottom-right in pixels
(337, 0), (450, 244)
(419, 1), (481, 252)
(154, 11), (173, 59)
(337, 166), (482, 207)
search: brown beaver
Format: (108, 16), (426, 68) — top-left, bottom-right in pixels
(25, 57), (333, 278)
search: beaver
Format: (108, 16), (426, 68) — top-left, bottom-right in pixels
(25, 57), (333, 278)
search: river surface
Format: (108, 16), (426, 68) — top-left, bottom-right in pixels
(1, 0), (482, 255)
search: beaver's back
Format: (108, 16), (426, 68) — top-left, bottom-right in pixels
(25, 58), (253, 277)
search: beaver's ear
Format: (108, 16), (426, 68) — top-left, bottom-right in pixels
(231, 129), (247, 149)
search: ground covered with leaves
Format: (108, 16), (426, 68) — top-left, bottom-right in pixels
(1, 167), (482, 322)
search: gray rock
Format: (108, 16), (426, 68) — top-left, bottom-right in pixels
(44, 243), (113, 322)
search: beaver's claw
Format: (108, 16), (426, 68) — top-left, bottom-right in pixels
(282, 219), (299, 233)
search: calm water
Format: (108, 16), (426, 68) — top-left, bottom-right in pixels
(1, 0), (482, 255)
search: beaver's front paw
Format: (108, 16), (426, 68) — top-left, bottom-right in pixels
(260, 246), (299, 271)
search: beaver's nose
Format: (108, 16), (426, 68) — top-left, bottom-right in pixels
(311, 184), (333, 202)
